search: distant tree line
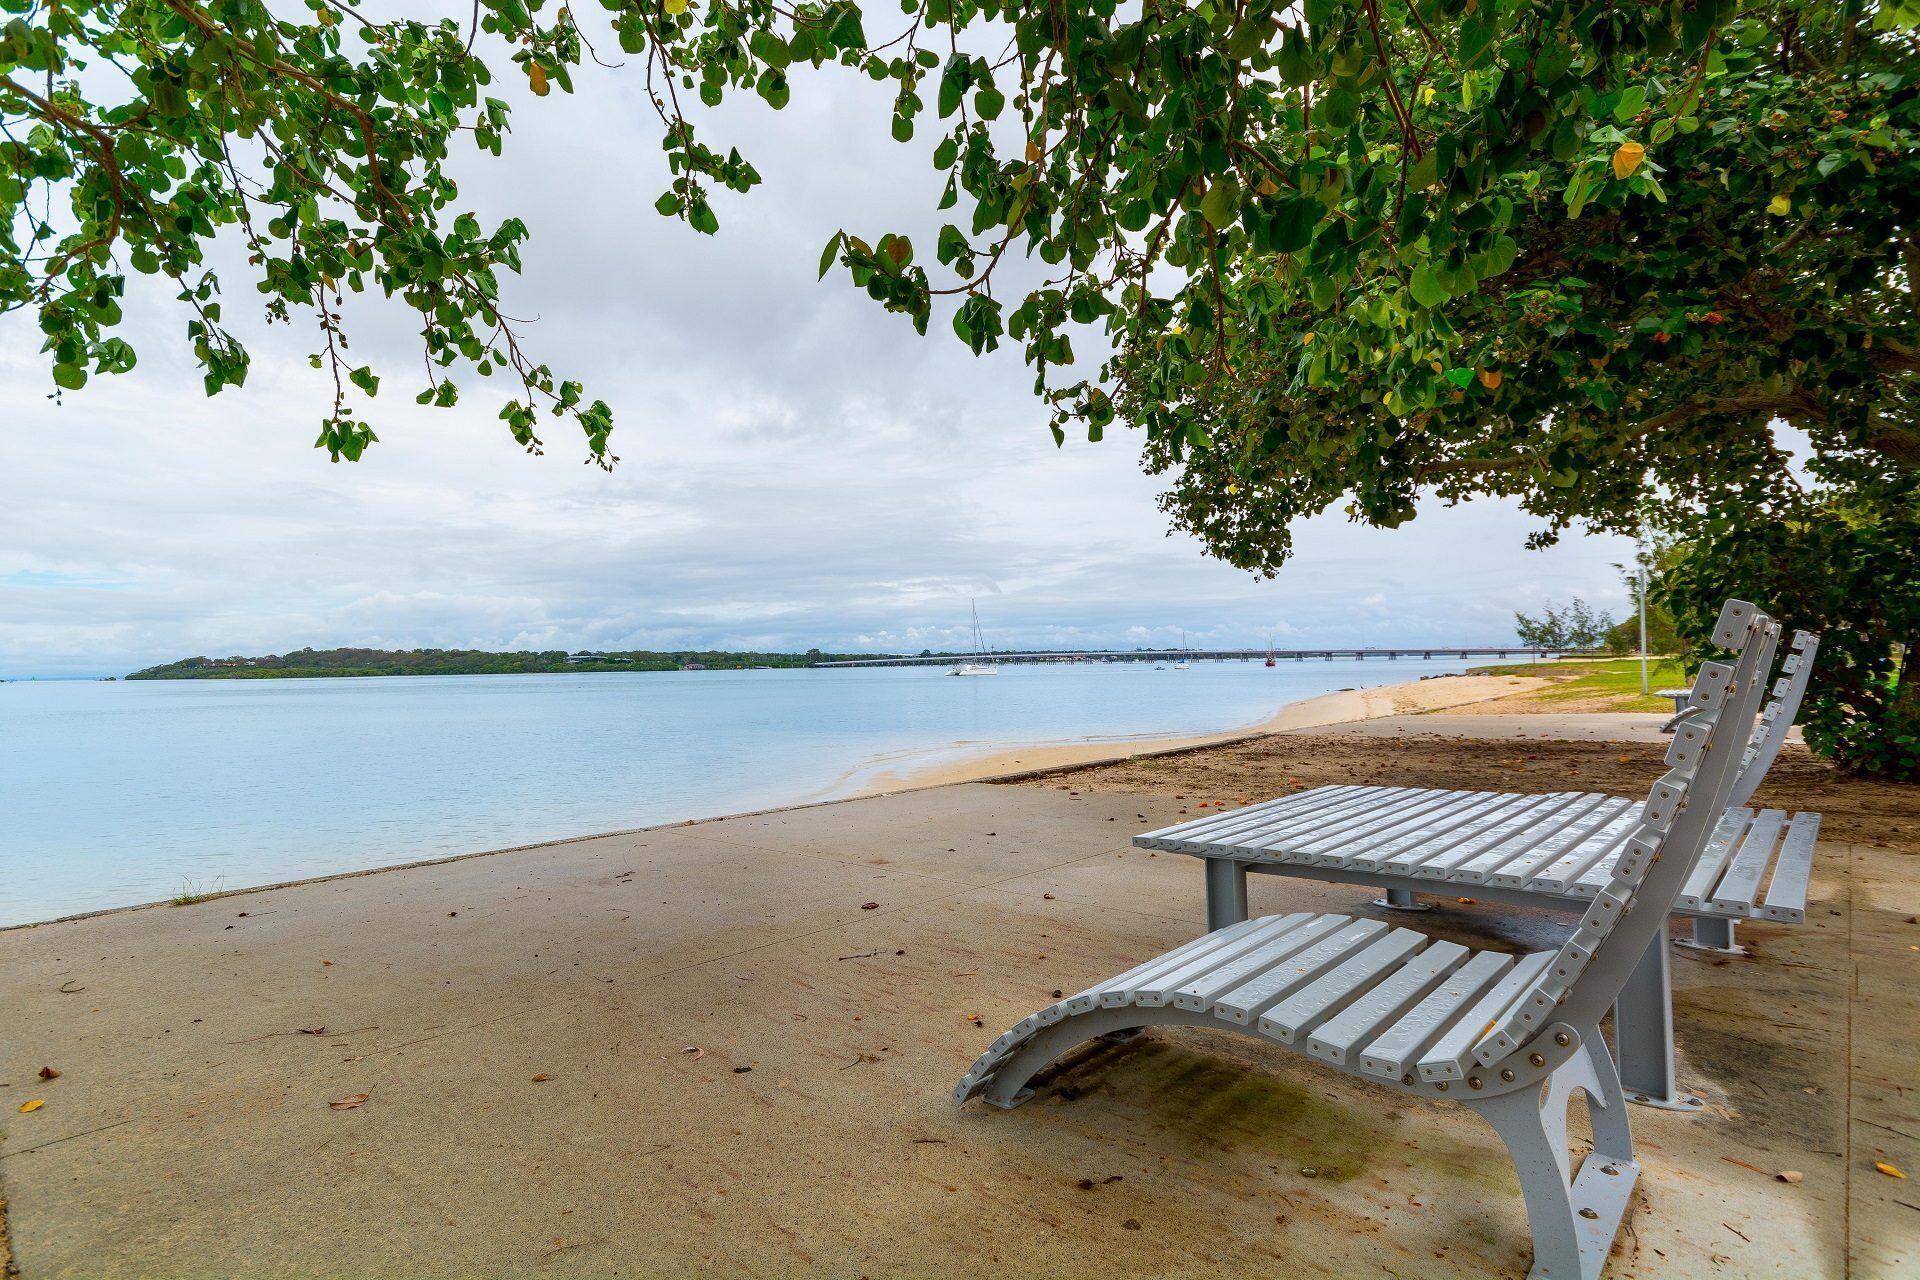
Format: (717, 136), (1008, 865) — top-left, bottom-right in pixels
(125, 647), (868, 680)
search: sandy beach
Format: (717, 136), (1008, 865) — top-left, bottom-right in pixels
(834, 670), (1546, 795)
(2, 681), (1915, 1279)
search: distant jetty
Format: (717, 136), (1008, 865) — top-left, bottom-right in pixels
(125, 647), (859, 679)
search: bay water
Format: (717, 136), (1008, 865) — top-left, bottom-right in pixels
(0, 656), (1478, 925)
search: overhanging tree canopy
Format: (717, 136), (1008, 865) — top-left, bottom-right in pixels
(6, 0), (1916, 771)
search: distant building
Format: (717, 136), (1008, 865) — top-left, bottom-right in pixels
(682, 661), (706, 671)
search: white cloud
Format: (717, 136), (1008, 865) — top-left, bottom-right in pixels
(0, 33), (1634, 678)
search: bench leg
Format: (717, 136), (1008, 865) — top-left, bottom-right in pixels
(1204, 859), (1249, 933)
(1470, 1034), (1639, 1280)
(1612, 927), (1702, 1112)
(1372, 887), (1431, 912)
(1672, 915), (1745, 957)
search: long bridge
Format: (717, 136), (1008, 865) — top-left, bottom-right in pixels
(810, 648), (1556, 668)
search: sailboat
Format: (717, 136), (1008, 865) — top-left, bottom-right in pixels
(1265, 640), (1277, 668)
(950, 600), (996, 676)
(1173, 629), (1191, 670)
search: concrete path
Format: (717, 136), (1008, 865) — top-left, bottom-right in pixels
(1, 783), (1908, 1278)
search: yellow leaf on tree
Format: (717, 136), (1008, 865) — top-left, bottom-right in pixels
(664, 0), (689, 12)
(1478, 368), (1503, 390)
(1611, 141), (1645, 180)
(1876, 1161), (1907, 1179)
(527, 63), (550, 97)
(1025, 139), (1042, 163)
(19, 1099), (44, 1113)
(1768, 192), (1791, 215)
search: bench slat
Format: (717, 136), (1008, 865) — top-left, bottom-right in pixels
(1447, 794), (1620, 883)
(1360, 950), (1514, 1080)
(1141, 785), (1375, 848)
(1255, 790), (1468, 859)
(1708, 809), (1786, 915)
(1210, 918), (1389, 1024)
(1760, 812), (1820, 923)
(1364, 791), (1555, 874)
(1170, 914), (1348, 1009)
(1307, 940), (1470, 1066)
(1395, 792), (1593, 879)
(1143, 784), (1362, 839)
(1334, 793), (1534, 872)
(1131, 914), (1324, 1007)
(1089, 917), (1279, 1010)
(1258, 929), (1427, 1044)
(1675, 808), (1753, 911)
(1181, 787), (1436, 857)
(1417, 951), (1555, 1082)
(1488, 805), (1639, 889)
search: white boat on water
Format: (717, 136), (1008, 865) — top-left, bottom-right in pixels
(1173, 629), (1191, 670)
(950, 601), (997, 677)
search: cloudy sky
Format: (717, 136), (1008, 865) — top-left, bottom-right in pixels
(0, 39), (1635, 679)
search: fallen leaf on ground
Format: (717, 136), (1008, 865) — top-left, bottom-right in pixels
(531, 1073), (551, 1082)
(1456, 897), (1478, 905)
(860, 902), (880, 910)
(1876, 1162), (1907, 1179)
(1775, 1170), (1803, 1183)
(37, 1066), (60, 1080)
(19, 1099), (44, 1113)
(1618, 754), (1634, 764)
(298, 1026), (325, 1036)
(681, 1045), (704, 1060)
(321, 959), (334, 967)
(328, 1092), (370, 1111)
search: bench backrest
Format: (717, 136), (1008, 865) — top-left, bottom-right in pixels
(1474, 599), (1777, 1068)
(1727, 629), (1820, 808)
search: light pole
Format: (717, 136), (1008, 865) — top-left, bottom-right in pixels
(1637, 530), (1650, 696)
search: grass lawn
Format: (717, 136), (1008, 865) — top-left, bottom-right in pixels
(1469, 657), (1690, 713)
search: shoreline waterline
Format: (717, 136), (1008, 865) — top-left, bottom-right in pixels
(2, 671), (1541, 932)
(816, 671), (1542, 796)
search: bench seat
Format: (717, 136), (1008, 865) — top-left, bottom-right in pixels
(955, 911), (1567, 1104)
(1135, 788), (1821, 925)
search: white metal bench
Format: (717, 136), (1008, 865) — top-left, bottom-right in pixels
(957, 601), (1778, 1280)
(1130, 629), (1822, 1111)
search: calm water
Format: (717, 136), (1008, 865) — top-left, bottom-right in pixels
(0, 658), (1476, 925)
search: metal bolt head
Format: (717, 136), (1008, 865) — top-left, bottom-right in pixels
(1435, 1081), (1448, 1091)
(1468, 1076), (1483, 1090)
(1553, 1032), (1572, 1046)
(1401, 1074), (1414, 1086)
(1501, 1069), (1516, 1082)
(1529, 1053), (1545, 1067)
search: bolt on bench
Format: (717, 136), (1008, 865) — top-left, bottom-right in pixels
(957, 602), (1780, 1280)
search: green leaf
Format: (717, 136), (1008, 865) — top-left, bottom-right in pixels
(1200, 176), (1242, 229)
(1409, 266), (1447, 308)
